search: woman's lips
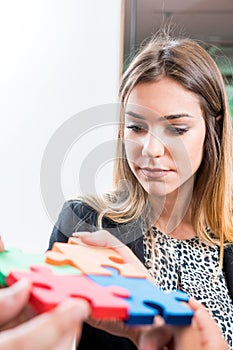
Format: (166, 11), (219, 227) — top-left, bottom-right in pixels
(140, 167), (173, 179)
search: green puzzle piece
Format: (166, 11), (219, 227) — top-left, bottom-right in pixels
(0, 248), (82, 286)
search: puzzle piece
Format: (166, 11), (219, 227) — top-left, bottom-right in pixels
(6, 265), (130, 319)
(0, 248), (81, 286)
(45, 238), (146, 278)
(88, 267), (193, 326)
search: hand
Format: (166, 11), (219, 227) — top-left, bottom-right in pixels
(0, 280), (90, 350)
(71, 230), (159, 344)
(73, 230), (228, 350)
(188, 298), (228, 350)
(72, 230), (153, 281)
(138, 298), (228, 350)
(0, 279), (34, 330)
(0, 238), (37, 330)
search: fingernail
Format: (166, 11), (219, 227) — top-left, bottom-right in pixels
(72, 232), (90, 237)
(13, 279), (31, 290)
(73, 300), (91, 320)
(59, 299), (90, 320)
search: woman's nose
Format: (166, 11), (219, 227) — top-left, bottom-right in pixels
(142, 132), (165, 158)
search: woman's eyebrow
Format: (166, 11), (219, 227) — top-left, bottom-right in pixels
(125, 110), (145, 120)
(161, 114), (195, 121)
(125, 111), (195, 120)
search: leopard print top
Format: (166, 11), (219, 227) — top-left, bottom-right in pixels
(143, 227), (233, 349)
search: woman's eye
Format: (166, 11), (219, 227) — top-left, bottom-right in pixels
(167, 126), (189, 135)
(126, 125), (146, 133)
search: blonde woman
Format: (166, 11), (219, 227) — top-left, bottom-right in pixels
(49, 33), (233, 349)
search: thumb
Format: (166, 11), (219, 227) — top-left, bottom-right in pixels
(72, 230), (123, 248)
(0, 235), (5, 251)
(0, 279), (31, 325)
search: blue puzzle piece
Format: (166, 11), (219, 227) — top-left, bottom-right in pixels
(88, 266), (193, 326)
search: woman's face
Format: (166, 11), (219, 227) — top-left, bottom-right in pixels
(124, 77), (206, 198)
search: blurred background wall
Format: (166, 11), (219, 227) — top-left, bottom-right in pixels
(0, 0), (123, 251)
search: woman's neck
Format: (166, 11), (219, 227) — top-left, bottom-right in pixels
(154, 211), (196, 240)
(148, 179), (196, 240)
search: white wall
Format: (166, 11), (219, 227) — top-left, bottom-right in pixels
(0, 0), (122, 252)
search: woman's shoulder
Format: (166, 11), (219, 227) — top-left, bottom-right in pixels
(62, 199), (143, 244)
(48, 199), (99, 249)
(58, 199), (100, 231)
(62, 199), (97, 218)
(49, 198), (144, 261)
(59, 198), (128, 231)
(62, 198), (95, 212)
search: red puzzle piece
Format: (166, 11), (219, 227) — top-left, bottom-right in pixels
(45, 238), (147, 278)
(6, 265), (129, 319)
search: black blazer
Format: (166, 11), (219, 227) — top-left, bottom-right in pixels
(48, 200), (233, 350)
(223, 244), (233, 300)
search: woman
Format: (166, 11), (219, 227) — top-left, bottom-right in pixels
(48, 32), (233, 349)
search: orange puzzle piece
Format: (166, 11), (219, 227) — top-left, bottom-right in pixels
(45, 238), (147, 278)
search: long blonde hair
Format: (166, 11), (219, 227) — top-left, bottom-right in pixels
(81, 33), (233, 264)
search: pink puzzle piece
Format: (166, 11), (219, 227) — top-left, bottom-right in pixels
(6, 265), (129, 319)
(45, 238), (146, 278)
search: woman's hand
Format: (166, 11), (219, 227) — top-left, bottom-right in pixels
(187, 298), (228, 350)
(138, 298), (228, 350)
(72, 230), (228, 350)
(72, 229), (153, 281)
(71, 230), (158, 344)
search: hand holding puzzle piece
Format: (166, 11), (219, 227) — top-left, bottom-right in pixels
(0, 238), (193, 325)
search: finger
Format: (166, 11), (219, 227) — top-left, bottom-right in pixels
(138, 325), (173, 350)
(0, 279), (31, 325)
(0, 298), (90, 350)
(188, 298), (228, 350)
(188, 297), (217, 331)
(0, 235), (5, 251)
(194, 308), (228, 349)
(188, 297), (204, 312)
(72, 230), (151, 279)
(72, 230), (123, 248)
(87, 317), (152, 347)
(52, 334), (76, 350)
(173, 325), (201, 350)
(153, 314), (165, 326)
